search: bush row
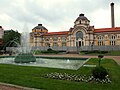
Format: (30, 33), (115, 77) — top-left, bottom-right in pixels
(80, 50), (108, 54)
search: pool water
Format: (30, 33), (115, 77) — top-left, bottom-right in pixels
(0, 57), (88, 70)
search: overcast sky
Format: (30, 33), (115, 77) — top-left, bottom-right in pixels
(0, 0), (120, 33)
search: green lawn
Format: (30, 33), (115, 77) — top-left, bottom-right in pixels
(0, 58), (120, 90)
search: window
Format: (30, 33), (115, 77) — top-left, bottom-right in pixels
(76, 31), (83, 40)
(118, 36), (120, 38)
(85, 21), (87, 24)
(110, 35), (116, 45)
(98, 36), (104, 46)
(62, 42), (66, 46)
(46, 38), (49, 41)
(54, 37), (57, 41)
(79, 20), (81, 24)
(62, 37), (66, 42)
(53, 42), (57, 46)
(45, 43), (50, 47)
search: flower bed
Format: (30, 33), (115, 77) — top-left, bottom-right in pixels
(42, 72), (111, 84)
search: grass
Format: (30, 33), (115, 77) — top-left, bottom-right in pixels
(107, 51), (120, 55)
(0, 58), (120, 90)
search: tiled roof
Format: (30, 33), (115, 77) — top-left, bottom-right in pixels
(94, 27), (120, 33)
(43, 31), (69, 36)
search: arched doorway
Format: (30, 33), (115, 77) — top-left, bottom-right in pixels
(76, 31), (84, 47)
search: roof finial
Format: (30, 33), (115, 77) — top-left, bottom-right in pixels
(79, 13), (84, 16)
(38, 24), (42, 26)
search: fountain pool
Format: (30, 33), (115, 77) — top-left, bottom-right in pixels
(0, 57), (88, 70)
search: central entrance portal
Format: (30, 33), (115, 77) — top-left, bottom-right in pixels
(79, 41), (81, 46)
(76, 31), (84, 47)
(76, 38), (84, 47)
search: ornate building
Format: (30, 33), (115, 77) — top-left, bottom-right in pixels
(30, 3), (120, 51)
(30, 13), (120, 48)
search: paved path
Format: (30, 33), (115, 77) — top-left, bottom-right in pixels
(0, 82), (39, 90)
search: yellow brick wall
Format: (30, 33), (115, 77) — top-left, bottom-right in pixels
(108, 39), (110, 45)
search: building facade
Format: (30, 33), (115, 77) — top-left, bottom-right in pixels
(30, 13), (120, 51)
(0, 26), (4, 46)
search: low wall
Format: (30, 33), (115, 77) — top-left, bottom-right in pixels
(5, 45), (120, 53)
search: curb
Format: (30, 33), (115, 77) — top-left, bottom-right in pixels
(0, 82), (40, 90)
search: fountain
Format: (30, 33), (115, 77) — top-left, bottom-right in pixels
(14, 53), (36, 63)
(0, 25), (88, 70)
(67, 59), (70, 63)
(14, 29), (36, 63)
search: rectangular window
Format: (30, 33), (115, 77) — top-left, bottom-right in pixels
(53, 42), (57, 46)
(62, 42), (66, 46)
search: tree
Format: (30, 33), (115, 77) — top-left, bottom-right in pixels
(1, 30), (21, 50)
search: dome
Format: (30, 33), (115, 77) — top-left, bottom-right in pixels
(32, 24), (47, 30)
(74, 13), (90, 26)
(75, 14), (89, 22)
(32, 24), (48, 33)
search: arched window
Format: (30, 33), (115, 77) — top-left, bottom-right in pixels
(46, 38), (49, 41)
(98, 36), (104, 46)
(110, 35), (116, 45)
(76, 31), (84, 46)
(62, 37), (66, 42)
(79, 20), (81, 24)
(76, 31), (83, 40)
(54, 37), (57, 41)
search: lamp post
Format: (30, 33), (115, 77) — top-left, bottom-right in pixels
(98, 54), (104, 66)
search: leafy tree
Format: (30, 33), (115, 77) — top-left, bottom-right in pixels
(1, 29), (21, 50)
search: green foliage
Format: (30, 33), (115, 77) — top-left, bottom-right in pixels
(98, 54), (104, 58)
(0, 58), (120, 90)
(33, 49), (66, 55)
(47, 48), (53, 51)
(32, 50), (42, 54)
(41, 48), (59, 54)
(108, 51), (120, 56)
(80, 51), (108, 54)
(2, 30), (21, 50)
(92, 66), (108, 80)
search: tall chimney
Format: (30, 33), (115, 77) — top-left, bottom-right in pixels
(110, 2), (115, 28)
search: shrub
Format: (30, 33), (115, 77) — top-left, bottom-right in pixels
(80, 51), (109, 54)
(40, 48), (59, 54)
(92, 66), (108, 80)
(33, 50), (41, 54)
(47, 48), (53, 51)
(101, 51), (108, 54)
(98, 54), (104, 58)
